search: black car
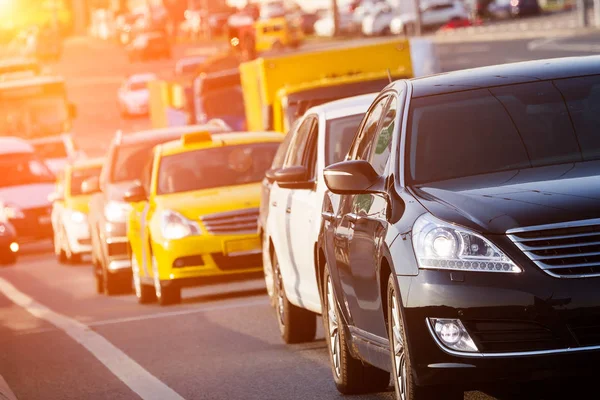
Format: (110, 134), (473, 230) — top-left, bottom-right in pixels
(126, 31), (171, 62)
(0, 221), (18, 265)
(315, 56), (600, 399)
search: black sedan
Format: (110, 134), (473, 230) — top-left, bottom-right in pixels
(0, 221), (18, 265)
(317, 56), (600, 399)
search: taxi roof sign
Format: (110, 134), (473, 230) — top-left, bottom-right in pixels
(182, 131), (213, 146)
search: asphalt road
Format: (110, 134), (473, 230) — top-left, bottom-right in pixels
(3, 26), (600, 400)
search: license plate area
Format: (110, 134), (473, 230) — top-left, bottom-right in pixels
(223, 238), (260, 256)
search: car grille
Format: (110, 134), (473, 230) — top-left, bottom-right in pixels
(201, 208), (259, 235)
(568, 312), (600, 346)
(211, 252), (262, 271)
(507, 218), (600, 278)
(463, 319), (563, 353)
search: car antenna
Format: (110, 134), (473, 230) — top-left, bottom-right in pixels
(386, 68), (393, 84)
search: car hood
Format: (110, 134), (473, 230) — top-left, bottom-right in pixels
(413, 161), (600, 234)
(156, 183), (261, 221)
(0, 183), (54, 210)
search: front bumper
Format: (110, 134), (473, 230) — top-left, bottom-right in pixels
(63, 219), (92, 255)
(100, 221), (131, 270)
(153, 232), (263, 283)
(403, 262), (600, 388)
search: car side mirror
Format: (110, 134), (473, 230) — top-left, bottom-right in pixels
(265, 168), (279, 183)
(81, 176), (100, 195)
(323, 160), (381, 195)
(274, 166), (314, 190)
(69, 103), (77, 119)
(124, 183), (147, 203)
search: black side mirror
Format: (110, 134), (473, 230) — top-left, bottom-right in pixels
(323, 160), (381, 195)
(124, 183), (147, 203)
(69, 103), (77, 119)
(274, 166), (314, 190)
(81, 176), (100, 195)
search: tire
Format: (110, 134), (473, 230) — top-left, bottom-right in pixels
(95, 271), (104, 294)
(387, 276), (462, 400)
(152, 254), (181, 306)
(55, 228), (68, 264)
(103, 268), (121, 296)
(323, 263), (390, 394)
(272, 252), (317, 344)
(132, 253), (156, 304)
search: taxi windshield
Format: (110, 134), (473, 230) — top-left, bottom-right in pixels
(157, 142), (279, 195)
(70, 166), (102, 196)
(0, 152), (55, 188)
(0, 93), (68, 138)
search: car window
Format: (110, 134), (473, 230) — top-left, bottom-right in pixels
(284, 116), (315, 167)
(408, 75), (600, 184)
(325, 113), (366, 166)
(348, 96), (389, 161)
(271, 128), (294, 169)
(369, 96), (397, 175)
(304, 120), (319, 181)
(141, 156), (154, 195)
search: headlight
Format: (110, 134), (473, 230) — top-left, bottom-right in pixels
(104, 201), (131, 223)
(412, 213), (521, 273)
(4, 205), (24, 219)
(69, 210), (87, 224)
(160, 210), (201, 240)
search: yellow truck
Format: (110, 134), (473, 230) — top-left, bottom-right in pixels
(239, 38), (439, 133)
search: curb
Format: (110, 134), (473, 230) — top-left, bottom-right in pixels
(0, 375), (17, 400)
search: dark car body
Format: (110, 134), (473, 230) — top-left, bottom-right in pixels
(317, 56), (600, 397)
(0, 221), (18, 265)
(88, 124), (230, 295)
(126, 31), (171, 62)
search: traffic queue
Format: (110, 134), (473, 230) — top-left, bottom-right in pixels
(3, 33), (600, 400)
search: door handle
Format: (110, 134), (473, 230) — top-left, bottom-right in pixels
(321, 211), (335, 222)
(347, 213), (360, 223)
(286, 206), (292, 214)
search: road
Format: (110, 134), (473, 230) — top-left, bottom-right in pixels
(2, 25), (600, 400)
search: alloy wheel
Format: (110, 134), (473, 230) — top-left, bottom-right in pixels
(391, 292), (407, 400)
(326, 275), (341, 377)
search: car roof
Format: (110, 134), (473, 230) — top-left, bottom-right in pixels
(160, 131), (284, 156)
(0, 137), (34, 155)
(305, 92), (378, 120)
(409, 56), (600, 98)
(118, 123), (231, 146)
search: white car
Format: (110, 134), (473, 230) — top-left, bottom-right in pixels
(361, 2), (396, 36)
(0, 137), (55, 242)
(264, 93), (377, 343)
(314, 11), (359, 37)
(390, 0), (469, 34)
(117, 73), (157, 117)
(29, 134), (82, 175)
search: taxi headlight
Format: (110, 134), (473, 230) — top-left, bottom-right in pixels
(69, 210), (87, 224)
(104, 201), (131, 223)
(160, 210), (201, 240)
(412, 213), (521, 273)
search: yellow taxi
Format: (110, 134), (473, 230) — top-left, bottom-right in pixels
(125, 131), (283, 305)
(51, 157), (104, 263)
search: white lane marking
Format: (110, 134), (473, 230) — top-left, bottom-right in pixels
(528, 37), (600, 53)
(0, 374), (18, 400)
(88, 298), (269, 327)
(0, 277), (185, 400)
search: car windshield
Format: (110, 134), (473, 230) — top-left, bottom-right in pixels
(71, 166), (102, 196)
(111, 139), (166, 183)
(0, 93), (69, 137)
(0, 152), (55, 188)
(408, 75), (600, 184)
(157, 142), (279, 195)
(201, 86), (245, 119)
(325, 113), (365, 165)
(32, 141), (68, 158)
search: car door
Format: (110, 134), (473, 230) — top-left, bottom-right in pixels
(333, 95), (389, 327)
(131, 156), (154, 279)
(346, 95), (398, 337)
(286, 115), (321, 310)
(273, 116), (316, 306)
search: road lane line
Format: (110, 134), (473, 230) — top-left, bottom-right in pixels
(0, 277), (185, 400)
(88, 298), (269, 327)
(0, 374), (18, 400)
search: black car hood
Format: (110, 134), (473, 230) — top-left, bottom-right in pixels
(413, 161), (600, 234)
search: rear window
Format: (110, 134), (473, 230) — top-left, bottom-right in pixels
(325, 113), (365, 165)
(408, 75), (600, 184)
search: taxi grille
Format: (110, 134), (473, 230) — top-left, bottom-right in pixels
(201, 208), (259, 235)
(507, 219), (600, 278)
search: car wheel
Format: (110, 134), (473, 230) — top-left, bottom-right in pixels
(272, 252), (316, 344)
(95, 270), (104, 294)
(152, 255), (181, 306)
(69, 252), (82, 264)
(55, 228), (67, 264)
(103, 267), (121, 296)
(132, 253), (156, 304)
(387, 275), (462, 400)
(323, 263), (390, 394)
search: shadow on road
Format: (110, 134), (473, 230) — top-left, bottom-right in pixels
(479, 376), (597, 399)
(182, 287), (267, 305)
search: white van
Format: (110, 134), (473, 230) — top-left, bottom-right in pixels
(0, 137), (56, 241)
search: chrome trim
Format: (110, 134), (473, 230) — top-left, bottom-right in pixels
(506, 218), (600, 234)
(225, 249), (262, 257)
(426, 319), (600, 358)
(399, 81), (411, 189)
(514, 231), (600, 242)
(516, 240), (600, 251)
(108, 259), (131, 271)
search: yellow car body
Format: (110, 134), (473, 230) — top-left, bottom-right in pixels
(51, 157), (104, 262)
(127, 131), (283, 305)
